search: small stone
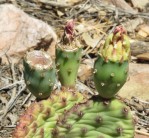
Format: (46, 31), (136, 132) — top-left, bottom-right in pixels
(145, 109), (149, 115)
(137, 53), (149, 62)
(134, 103), (144, 112)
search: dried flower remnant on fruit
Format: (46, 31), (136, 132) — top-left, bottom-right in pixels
(113, 26), (126, 35)
(64, 19), (75, 42)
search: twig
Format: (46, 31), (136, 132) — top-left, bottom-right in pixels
(0, 80), (24, 91)
(69, 0), (91, 18)
(7, 84), (26, 112)
(20, 92), (31, 107)
(38, 0), (72, 8)
(135, 129), (149, 136)
(93, 1), (149, 19)
(132, 96), (149, 105)
(0, 54), (21, 120)
(76, 80), (96, 95)
(3, 125), (16, 128)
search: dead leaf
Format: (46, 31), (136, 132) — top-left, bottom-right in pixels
(123, 18), (143, 33)
(131, 0), (149, 10)
(108, 0), (136, 13)
(138, 30), (148, 38)
(78, 59), (93, 82)
(137, 24), (149, 37)
(82, 33), (99, 48)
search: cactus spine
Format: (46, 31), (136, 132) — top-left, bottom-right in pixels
(94, 26), (130, 98)
(56, 19), (82, 88)
(23, 50), (56, 99)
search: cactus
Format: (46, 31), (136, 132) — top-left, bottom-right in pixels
(56, 47), (82, 88)
(56, 19), (82, 88)
(23, 50), (56, 99)
(13, 25), (135, 138)
(13, 93), (135, 138)
(93, 26), (130, 98)
(53, 96), (135, 138)
(13, 91), (87, 138)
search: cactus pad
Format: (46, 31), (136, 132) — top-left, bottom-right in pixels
(53, 97), (135, 138)
(56, 19), (82, 88)
(13, 91), (86, 138)
(56, 47), (82, 87)
(23, 50), (56, 99)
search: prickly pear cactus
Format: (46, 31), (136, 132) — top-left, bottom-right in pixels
(56, 47), (82, 87)
(23, 50), (56, 99)
(13, 91), (86, 138)
(94, 26), (130, 98)
(53, 97), (135, 138)
(56, 19), (82, 88)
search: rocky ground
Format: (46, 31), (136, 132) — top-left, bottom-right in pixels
(0, 0), (149, 138)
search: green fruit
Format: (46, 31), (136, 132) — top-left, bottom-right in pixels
(56, 47), (82, 88)
(94, 26), (130, 98)
(23, 50), (56, 99)
(13, 91), (86, 138)
(93, 56), (128, 99)
(53, 97), (135, 138)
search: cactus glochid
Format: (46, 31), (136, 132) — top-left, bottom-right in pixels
(53, 96), (135, 138)
(23, 50), (56, 99)
(56, 19), (82, 88)
(94, 26), (130, 98)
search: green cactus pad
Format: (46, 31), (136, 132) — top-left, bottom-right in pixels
(56, 47), (82, 87)
(93, 56), (129, 98)
(23, 50), (56, 99)
(53, 97), (135, 138)
(13, 91), (87, 138)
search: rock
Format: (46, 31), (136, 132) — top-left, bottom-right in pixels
(130, 40), (149, 56)
(0, 4), (57, 64)
(118, 63), (149, 100)
(136, 53), (149, 62)
(134, 103), (144, 112)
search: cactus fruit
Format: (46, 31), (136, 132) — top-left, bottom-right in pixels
(13, 91), (87, 138)
(93, 26), (130, 98)
(53, 96), (135, 138)
(23, 50), (56, 99)
(56, 19), (82, 88)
